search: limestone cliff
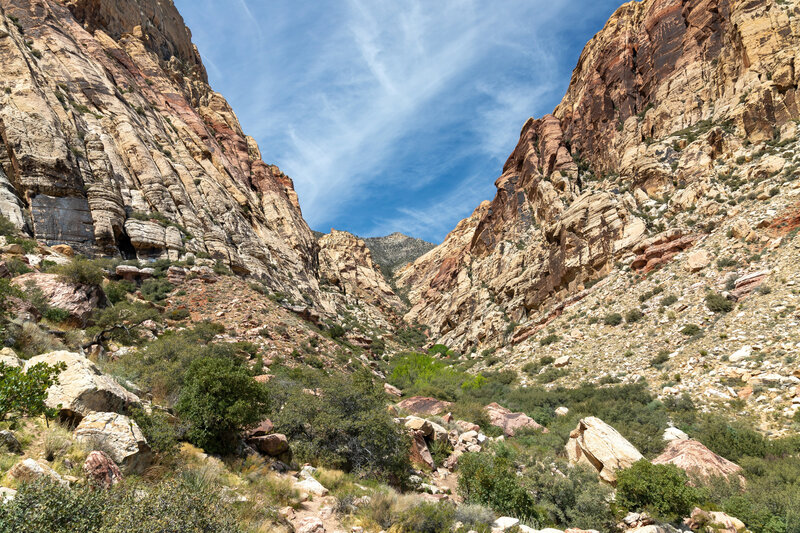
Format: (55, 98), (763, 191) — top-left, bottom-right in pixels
(397, 0), (800, 352)
(0, 0), (318, 301)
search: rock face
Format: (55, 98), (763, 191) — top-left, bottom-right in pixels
(653, 439), (742, 484)
(0, 0), (319, 303)
(74, 411), (152, 474)
(24, 351), (140, 422)
(11, 272), (104, 322)
(566, 417), (643, 484)
(318, 230), (403, 316)
(396, 0), (800, 353)
(395, 396), (453, 416)
(362, 232), (436, 274)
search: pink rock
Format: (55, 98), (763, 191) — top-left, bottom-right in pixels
(83, 450), (122, 489)
(484, 402), (546, 436)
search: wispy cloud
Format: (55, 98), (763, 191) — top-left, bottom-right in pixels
(176, 0), (624, 242)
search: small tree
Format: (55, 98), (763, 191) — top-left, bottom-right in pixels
(0, 361), (66, 424)
(176, 356), (270, 454)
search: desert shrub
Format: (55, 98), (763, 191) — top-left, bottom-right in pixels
(8, 321), (64, 356)
(457, 452), (542, 521)
(140, 278), (174, 302)
(681, 323), (702, 336)
(104, 280), (135, 304)
(52, 256), (105, 286)
(86, 301), (161, 346)
(0, 479), (108, 533)
(650, 350), (670, 368)
(326, 323), (346, 339)
(454, 503), (495, 532)
(539, 333), (560, 346)
(428, 344), (450, 356)
(625, 308), (644, 323)
(0, 360), (66, 423)
(396, 502), (455, 533)
(525, 460), (614, 531)
(166, 308), (190, 321)
(616, 460), (703, 522)
(705, 292), (733, 313)
(388, 352), (480, 401)
(269, 368), (410, 483)
(176, 356), (270, 454)
(42, 307), (70, 323)
(690, 415), (774, 462)
(660, 294), (678, 306)
(395, 324), (428, 348)
(0, 213), (16, 237)
(603, 313), (623, 326)
(536, 367), (568, 383)
(129, 406), (180, 455)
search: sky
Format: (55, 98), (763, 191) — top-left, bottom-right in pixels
(175, 0), (626, 243)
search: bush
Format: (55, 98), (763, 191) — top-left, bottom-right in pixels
(650, 350), (670, 368)
(660, 294), (678, 306)
(42, 307), (71, 323)
(454, 504), (495, 532)
(396, 502), (455, 533)
(625, 308), (644, 323)
(166, 308), (190, 321)
(140, 278), (174, 303)
(0, 360), (66, 422)
(0, 479), (108, 532)
(176, 356), (270, 454)
(706, 292), (733, 313)
(457, 452), (541, 521)
(269, 368), (410, 482)
(539, 333), (560, 346)
(616, 460), (703, 522)
(52, 256), (105, 286)
(603, 313), (623, 326)
(681, 323), (702, 336)
(129, 406), (180, 455)
(104, 280), (135, 304)
(428, 344), (450, 356)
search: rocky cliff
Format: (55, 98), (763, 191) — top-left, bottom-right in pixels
(397, 0), (800, 352)
(363, 233), (436, 274)
(0, 0), (319, 301)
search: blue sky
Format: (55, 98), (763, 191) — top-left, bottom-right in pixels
(175, 0), (625, 243)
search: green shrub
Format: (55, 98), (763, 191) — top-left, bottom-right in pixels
(176, 356), (270, 454)
(42, 307), (71, 323)
(706, 292), (733, 313)
(396, 502), (455, 533)
(650, 350), (670, 368)
(681, 324), (702, 336)
(52, 256), (105, 286)
(269, 368), (410, 483)
(428, 344), (450, 356)
(0, 360), (66, 423)
(625, 308), (644, 323)
(457, 452), (542, 521)
(166, 308), (190, 321)
(86, 301), (161, 346)
(129, 406), (180, 455)
(603, 313), (623, 326)
(104, 280), (135, 304)
(140, 278), (174, 302)
(0, 479), (108, 532)
(454, 504), (495, 532)
(616, 460), (703, 522)
(539, 333), (560, 346)
(660, 294), (678, 306)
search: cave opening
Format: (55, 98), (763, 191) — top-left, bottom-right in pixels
(117, 230), (137, 260)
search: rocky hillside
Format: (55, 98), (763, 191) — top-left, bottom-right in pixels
(363, 232), (436, 274)
(397, 0), (800, 353)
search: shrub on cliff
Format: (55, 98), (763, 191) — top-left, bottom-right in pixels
(52, 256), (105, 286)
(616, 460), (703, 522)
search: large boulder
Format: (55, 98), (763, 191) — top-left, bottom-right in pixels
(404, 416), (448, 444)
(0, 347), (23, 368)
(83, 450), (123, 489)
(0, 430), (22, 454)
(653, 439), (742, 485)
(395, 396), (452, 415)
(11, 272), (104, 323)
(684, 508), (747, 533)
(24, 351), (140, 423)
(248, 433), (289, 456)
(484, 402), (546, 436)
(74, 412), (152, 474)
(565, 417), (643, 484)
(409, 430), (435, 469)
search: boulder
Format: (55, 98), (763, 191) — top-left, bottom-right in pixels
(684, 508), (747, 533)
(295, 516), (325, 533)
(245, 419), (274, 438)
(51, 244), (75, 257)
(295, 476), (328, 496)
(74, 412), (152, 474)
(484, 402), (546, 436)
(684, 249), (712, 272)
(555, 406), (570, 417)
(653, 439), (742, 484)
(83, 450), (123, 488)
(663, 427), (689, 442)
(0, 430), (22, 454)
(0, 347), (23, 368)
(248, 433), (290, 456)
(455, 420), (480, 432)
(565, 417), (643, 484)
(24, 351), (140, 422)
(8, 458), (67, 485)
(494, 517), (520, 530)
(384, 382), (402, 397)
(554, 355), (571, 367)
(395, 396), (452, 415)
(410, 430), (435, 469)
(0, 487), (16, 505)
(11, 272), (104, 323)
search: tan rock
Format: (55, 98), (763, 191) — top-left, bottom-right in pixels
(0, 348), (23, 369)
(8, 458), (67, 485)
(24, 351), (140, 421)
(684, 249), (712, 272)
(74, 412), (152, 475)
(383, 382), (402, 397)
(51, 244), (75, 257)
(685, 507), (748, 533)
(248, 433), (290, 457)
(565, 417), (643, 484)
(395, 396), (452, 416)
